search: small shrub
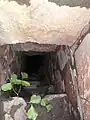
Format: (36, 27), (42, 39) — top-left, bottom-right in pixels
(0, 72), (53, 120)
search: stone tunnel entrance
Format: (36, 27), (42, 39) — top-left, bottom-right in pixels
(1, 20), (89, 119)
(14, 48), (69, 96)
(10, 44), (81, 120)
(15, 50), (61, 96)
(17, 51), (55, 97)
(0, 43), (83, 120)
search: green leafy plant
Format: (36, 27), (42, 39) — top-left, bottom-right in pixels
(0, 72), (53, 120)
(1, 73), (30, 95)
(27, 104), (38, 120)
(27, 95), (53, 120)
(40, 98), (49, 107)
(1, 83), (12, 91)
(21, 72), (28, 79)
(30, 95), (41, 104)
(46, 104), (53, 112)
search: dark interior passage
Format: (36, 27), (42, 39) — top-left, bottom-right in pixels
(20, 52), (50, 85)
(15, 50), (65, 96)
(23, 54), (45, 76)
(17, 52), (54, 97)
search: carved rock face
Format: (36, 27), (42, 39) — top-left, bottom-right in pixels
(0, 95), (75, 120)
(36, 94), (75, 120)
(75, 33), (90, 120)
(1, 97), (27, 120)
(0, 0), (90, 46)
(0, 1), (90, 120)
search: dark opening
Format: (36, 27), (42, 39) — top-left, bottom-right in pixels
(21, 52), (49, 84)
(17, 51), (54, 98)
(22, 53), (45, 79)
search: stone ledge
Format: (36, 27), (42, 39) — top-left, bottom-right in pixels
(0, 94), (78, 120)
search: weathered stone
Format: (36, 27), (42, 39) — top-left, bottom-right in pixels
(0, 45), (15, 86)
(49, 0), (90, 8)
(0, 0), (90, 46)
(0, 94), (78, 120)
(9, 0), (30, 6)
(57, 46), (82, 120)
(36, 94), (76, 120)
(0, 97), (27, 120)
(75, 33), (90, 120)
(11, 42), (57, 52)
(8, 0), (90, 8)
(0, 1), (90, 120)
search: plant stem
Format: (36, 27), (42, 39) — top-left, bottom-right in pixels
(12, 86), (18, 96)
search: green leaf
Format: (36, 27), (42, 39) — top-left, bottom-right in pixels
(21, 81), (30, 87)
(40, 98), (49, 107)
(21, 72), (28, 79)
(13, 79), (22, 85)
(10, 74), (17, 83)
(1, 83), (12, 91)
(30, 95), (41, 104)
(46, 104), (53, 112)
(12, 79), (30, 87)
(27, 104), (38, 120)
(10, 73), (21, 85)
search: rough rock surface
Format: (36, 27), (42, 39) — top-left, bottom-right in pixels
(0, 94), (77, 120)
(0, 0), (90, 46)
(0, 0), (90, 120)
(36, 94), (76, 120)
(49, 0), (90, 8)
(0, 45), (14, 86)
(75, 33), (90, 120)
(0, 97), (27, 120)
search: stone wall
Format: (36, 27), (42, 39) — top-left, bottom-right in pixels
(75, 33), (90, 120)
(7, 0), (90, 8)
(49, 0), (90, 8)
(0, 0), (90, 120)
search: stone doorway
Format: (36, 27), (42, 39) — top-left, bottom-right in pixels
(9, 44), (81, 119)
(0, 43), (82, 120)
